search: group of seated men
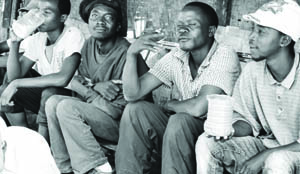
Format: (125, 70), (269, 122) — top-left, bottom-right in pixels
(0, 0), (300, 174)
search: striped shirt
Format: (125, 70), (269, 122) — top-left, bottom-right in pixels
(232, 53), (300, 148)
(149, 41), (241, 100)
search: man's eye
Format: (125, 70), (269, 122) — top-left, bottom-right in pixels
(91, 14), (98, 18)
(258, 29), (264, 34)
(188, 23), (197, 26)
(104, 15), (114, 22)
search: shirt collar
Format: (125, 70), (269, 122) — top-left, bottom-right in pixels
(266, 53), (299, 89)
(174, 41), (218, 68)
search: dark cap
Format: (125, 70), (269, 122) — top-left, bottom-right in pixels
(79, 0), (127, 37)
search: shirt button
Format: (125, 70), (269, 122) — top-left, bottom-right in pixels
(277, 108), (283, 114)
(276, 95), (281, 101)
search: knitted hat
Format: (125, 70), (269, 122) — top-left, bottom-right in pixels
(243, 0), (300, 41)
(79, 0), (127, 37)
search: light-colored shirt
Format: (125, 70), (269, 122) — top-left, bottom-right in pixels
(23, 26), (85, 75)
(149, 41), (241, 100)
(2, 126), (60, 174)
(232, 53), (300, 148)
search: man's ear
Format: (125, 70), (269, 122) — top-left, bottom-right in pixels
(116, 24), (121, 32)
(208, 26), (217, 37)
(280, 35), (292, 47)
(60, 14), (68, 23)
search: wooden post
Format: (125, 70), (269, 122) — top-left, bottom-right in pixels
(2, 0), (13, 28)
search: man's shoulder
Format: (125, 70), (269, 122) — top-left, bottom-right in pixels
(214, 43), (237, 59)
(115, 37), (131, 50)
(61, 26), (85, 40)
(64, 26), (83, 34)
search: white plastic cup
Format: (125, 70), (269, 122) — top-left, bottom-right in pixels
(204, 94), (234, 137)
(12, 8), (45, 39)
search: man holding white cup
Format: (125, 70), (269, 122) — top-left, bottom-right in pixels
(196, 0), (300, 173)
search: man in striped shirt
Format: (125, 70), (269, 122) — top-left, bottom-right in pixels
(196, 0), (300, 173)
(116, 2), (241, 174)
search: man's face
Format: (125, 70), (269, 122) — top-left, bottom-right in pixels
(37, 0), (63, 32)
(88, 4), (119, 41)
(175, 8), (211, 52)
(249, 24), (282, 61)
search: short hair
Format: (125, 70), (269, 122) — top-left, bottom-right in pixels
(288, 40), (296, 55)
(183, 1), (219, 27)
(57, 0), (71, 15)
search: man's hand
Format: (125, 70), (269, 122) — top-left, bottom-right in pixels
(93, 80), (121, 101)
(72, 75), (86, 84)
(159, 99), (176, 115)
(127, 33), (165, 56)
(84, 88), (99, 103)
(0, 81), (18, 106)
(9, 27), (23, 43)
(206, 128), (235, 142)
(236, 150), (271, 174)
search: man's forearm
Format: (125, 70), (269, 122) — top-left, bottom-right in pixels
(167, 98), (208, 117)
(122, 54), (141, 101)
(13, 73), (72, 88)
(166, 100), (207, 117)
(69, 79), (89, 97)
(7, 43), (22, 81)
(269, 141), (300, 153)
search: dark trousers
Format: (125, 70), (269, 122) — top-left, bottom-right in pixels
(115, 101), (205, 174)
(0, 69), (72, 126)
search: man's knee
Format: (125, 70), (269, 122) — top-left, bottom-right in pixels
(121, 101), (152, 125)
(164, 113), (192, 140)
(196, 134), (216, 157)
(45, 95), (64, 119)
(56, 99), (78, 119)
(41, 87), (59, 101)
(263, 151), (295, 174)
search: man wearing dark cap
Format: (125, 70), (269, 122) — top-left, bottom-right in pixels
(44, 0), (148, 174)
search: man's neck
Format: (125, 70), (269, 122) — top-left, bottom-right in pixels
(46, 25), (64, 45)
(95, 37), (117, 55)
(266, 49), (295, 82)
(190, 39), (214, 69)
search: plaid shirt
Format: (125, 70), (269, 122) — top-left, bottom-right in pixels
(149, 41), (241, 100)
(232, 53), (300, 148)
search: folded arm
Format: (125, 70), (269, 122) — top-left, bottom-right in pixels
(1, 53), (80, 105)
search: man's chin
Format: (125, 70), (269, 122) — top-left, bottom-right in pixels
(252, 55), (266, 62)
(37, 26), (47, 32)
(179, 45), (192, 52)
(92, 33), (114, 41)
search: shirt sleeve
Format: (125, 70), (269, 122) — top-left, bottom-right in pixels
(201, 46), (241, 95)
(231, 62), (263, 137)
(22, 34), (40, 62)
(63, 27), (85, 58)
(148, 50), (176, 87)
